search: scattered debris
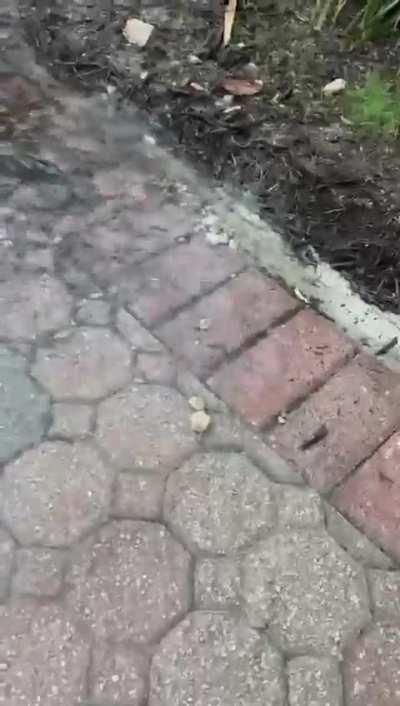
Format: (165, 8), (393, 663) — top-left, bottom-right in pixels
(322, 78), (346, 96)
(221, 78), (263, 96)
(198, 318), (211, 332)
(223, 0), (237, 47)
(206, 230), (230, 246)
(277, 414), (287, 424)
(294, 287), (310, 304)
(300, 424), (328, 451)
(188, 396), (206, 411)
(376, 336), (398, 356)
(191, 410), (211, 433)
(123, 18), (154, 47)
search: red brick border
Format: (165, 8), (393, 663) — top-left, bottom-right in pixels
(151, 238), (400, 561)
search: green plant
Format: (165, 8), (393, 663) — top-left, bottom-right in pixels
(313, 0), (400, 37)
(346, 72), (400, 137)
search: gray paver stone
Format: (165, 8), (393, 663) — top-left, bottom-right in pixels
(0, 601), (90, 705)
(276, 485), (324, 528)
(343, 622), (400, 706)
(241, 529), (370, 655)
(49, 402), (94, 439)
(150, 611), (286, 706)
(66, 520), (191, 643)
(112, 471), (165, 519)
(0, 528), (15, 601)
(288, 656), (343, 706)
(32, 327), (132, 400)
(164, 452), (275, 554)
(0, 274), (72, 340)
(90, 643), (149, 706)
(13, 548), (65, 597)
(368, 569), (400, 619)
(1, 441), (114, 547)
(75, 298), (111, 325)
(96, 384), (197, 471)
(0, 346), (49, 463)
(195, 557), (240, 608)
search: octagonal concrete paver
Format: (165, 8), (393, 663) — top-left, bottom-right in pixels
(241, 529), (370, 656)
(66, 520), (191, 644)
(0, 274), (72, 340)
(164, 452), (275, 554)
(89, 643), (150, 706)
(0, 441), (114, 547)
(95, 384), (197, 471)
(32, 327), (132, 400)
(0, 601), (90, 705)
(0, 346), (49, 463)
(150, 611), (285, 706)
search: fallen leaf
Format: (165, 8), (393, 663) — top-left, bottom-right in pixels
(221, 78), (263, 96)
(223, 0), (237, 46)
(123, 18), (154, 47)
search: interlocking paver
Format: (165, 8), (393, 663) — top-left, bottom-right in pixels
(0, 345), (49, 463)
(241, 529), (370, 655)
(332, 431), (400, 561)
(112, 471), (165, 519)
(164, 452), (275, 554)
(96, 384), (196, 471)
(116, 308), (164, 352)
(288, 656), (343, 706)
(13, 548), (65, 597)
(121, 239), (243, 326)
(195, 557), (240, 609)
(270, 354), (400, 491)
(0, 529), (15, 601)
(150, 611), (285, 706)
(1, 441), (114, 547)
(275, 485), (324, 528)
(325, 506), (393, 569)
(66, 520), (191, 643)
(49, 401), (94, 439)
(156, 270), (297, 378)
(343, 622), (400, 706)
(89, 643), (149, 706)
(32, 326), (132, 400)
(0, 273), (72, 340)
(0, 602), (90, 705)
(368, 569), (400, 619)
(209, 309), (354, 426)
(75, 298), (111, 325)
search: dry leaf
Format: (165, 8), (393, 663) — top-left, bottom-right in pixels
(223, 0), (237, 46)
(221, 78), (263, 96)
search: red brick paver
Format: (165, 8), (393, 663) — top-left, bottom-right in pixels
(120, 239), (244, 327)
(332, 431), (400, 560)
(208, 309), (354, 427)
(269, 355), (400, 492)
(156, 270), (298, 378)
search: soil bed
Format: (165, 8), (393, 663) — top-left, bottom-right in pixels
(20, 0), (400, 313)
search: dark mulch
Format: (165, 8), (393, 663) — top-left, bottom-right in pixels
(19, 0), (400, 313)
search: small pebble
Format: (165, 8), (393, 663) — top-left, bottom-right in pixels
(191, 410), (211, 433)
(189, 396), (205, 411)
(322, 78), (346, 96)
(198, 318), (211, 331)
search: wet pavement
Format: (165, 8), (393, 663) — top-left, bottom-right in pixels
(1, 2), (400, 705)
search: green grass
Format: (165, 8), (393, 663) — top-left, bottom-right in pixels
(346, 72), (400, 137)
